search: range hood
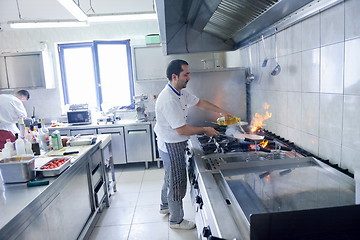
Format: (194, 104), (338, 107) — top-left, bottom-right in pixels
(155, 0), (328, 55)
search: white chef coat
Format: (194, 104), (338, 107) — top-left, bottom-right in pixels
(0, 94), (27, 134)
(154, 83), (199, 152)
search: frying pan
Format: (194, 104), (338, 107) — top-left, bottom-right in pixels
(233, 133), (265, 141)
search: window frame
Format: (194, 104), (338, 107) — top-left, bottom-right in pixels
(58, 40), (135, 111)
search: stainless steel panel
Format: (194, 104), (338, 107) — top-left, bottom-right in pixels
(70, 128), (97, 136)
(97, 127), (126, 164)
(187, 69), (247, 126)
(0, 57), (8, 89)
(124, 125), (152, 163)
(5, 54), (45, 88)
(0, 156), (35, 183)
(222, 158), (355, 220)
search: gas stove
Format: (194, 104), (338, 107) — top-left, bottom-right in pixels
(187, 128), (359, 240)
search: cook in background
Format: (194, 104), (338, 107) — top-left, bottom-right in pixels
(0, 90), (30, 149)
(154, 59), (234, 230)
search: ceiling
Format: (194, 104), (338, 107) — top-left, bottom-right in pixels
(0, 0), (155, 24)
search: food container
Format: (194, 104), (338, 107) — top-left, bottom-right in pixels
(0, 156), (35, 183)
(36, 157), (72, 177)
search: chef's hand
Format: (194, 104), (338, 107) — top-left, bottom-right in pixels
(203, 127), (218, 137)
(219, 111), (235, 119)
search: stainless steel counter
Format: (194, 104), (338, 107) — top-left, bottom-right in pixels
(0, 134), (111, 239)
(48, 119), (152, 131)
(188, 135), (359, 240)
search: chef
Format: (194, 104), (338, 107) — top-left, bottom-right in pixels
(155, 59), (234, 230)
(0, 90), (30, 149)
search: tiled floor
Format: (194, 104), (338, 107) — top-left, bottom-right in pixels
(87, 162), (198, 240)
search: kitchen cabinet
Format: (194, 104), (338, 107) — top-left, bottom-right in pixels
(124, 125), (152, 168)
(97, 127), (127, 164)
(15, 151), (91, 240)
(133, 45), (216, 81)
(0, 51), (55, 90)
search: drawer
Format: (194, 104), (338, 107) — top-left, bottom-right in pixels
(94, 179), (105, 208)
(90, 148), (102, 172)
(92, 163), (102, 188)
(70, 128), (97, 136)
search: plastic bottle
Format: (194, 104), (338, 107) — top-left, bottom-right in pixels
(15, 137), (26, 155)
(24, 140), (33, 155)
(3, 139), (15, 157)
(18, 118), (26, 138)
(40, 119), (50, 151)
(51, 130), (63, 150)
(37, 123), (47, 151)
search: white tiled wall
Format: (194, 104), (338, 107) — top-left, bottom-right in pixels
(235, 0), (360, 173)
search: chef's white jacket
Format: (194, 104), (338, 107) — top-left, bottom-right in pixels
(0, 94), (27, 134)
(154, 83), (199, 152)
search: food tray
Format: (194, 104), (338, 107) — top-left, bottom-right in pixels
(35, 157), (72, 177)
(0, 156), (35, 183)
(69, 136), (97, 146)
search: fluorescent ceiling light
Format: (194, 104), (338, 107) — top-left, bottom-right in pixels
(9, 21), (88, 29)
(57, 0), (88, 21)
(88, 13), (157, 22)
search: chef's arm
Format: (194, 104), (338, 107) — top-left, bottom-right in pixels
(196, 99), (234, 117)
(176, 124), (218, 137)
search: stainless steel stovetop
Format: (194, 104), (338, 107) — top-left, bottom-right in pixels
(188, 134), (358, 240)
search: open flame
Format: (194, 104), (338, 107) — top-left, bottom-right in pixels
(259, 139), (269, 149)
(250, 102), (272, 132)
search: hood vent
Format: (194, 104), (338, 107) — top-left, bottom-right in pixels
(155, 0), (317, 55)
(204, 0), (278, 40)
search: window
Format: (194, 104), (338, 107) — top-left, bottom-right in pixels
(58, 40), (134, 111)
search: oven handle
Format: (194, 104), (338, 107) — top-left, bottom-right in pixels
(202, 226), (227, 240)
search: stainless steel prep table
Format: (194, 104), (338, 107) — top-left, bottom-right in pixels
(0, 135), (111, 240)
(49, 120), (158, 168)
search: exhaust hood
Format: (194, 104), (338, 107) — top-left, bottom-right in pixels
(155, 0), (319, 55)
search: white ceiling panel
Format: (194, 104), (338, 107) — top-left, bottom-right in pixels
(0, 0), (155, 23)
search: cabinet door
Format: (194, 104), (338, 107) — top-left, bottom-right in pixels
(133, 45), (215, 81)
(124, 125), (152, 163)
(5, 54), (45, 88)
(97, 127), (126, 164)
(0, 57), (8, 89)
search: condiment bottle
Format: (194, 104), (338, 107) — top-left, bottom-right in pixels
(15, 137), (26, 155)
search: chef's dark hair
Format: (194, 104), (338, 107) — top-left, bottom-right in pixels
(16, 90), (30, 100)
(166, 59), (189, 81)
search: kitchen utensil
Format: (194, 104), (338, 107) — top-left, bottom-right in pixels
(233, 133), (265, 141)
(27, 180), (49, 187)
(261, 35), (268, 67)
(271, 33), (281, 76)
(0, 156), (36, 183)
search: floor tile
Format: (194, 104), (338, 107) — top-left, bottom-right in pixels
(133, 204), (169, 224)
(143, 169), (164, 181)
(128, 222), (169, 240)
(137, 190), (161, 206)
(110, 191), (139, 208)
(169, 227), (198, 240)
(140, 179), (162, 192)
(95, 206), (135, 226)
(88, 161), (199, 240)
(88, 225), (130, 240)
(116, 182), (142, 194)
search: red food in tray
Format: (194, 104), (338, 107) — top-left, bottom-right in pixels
(40, 158), (69, 169)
